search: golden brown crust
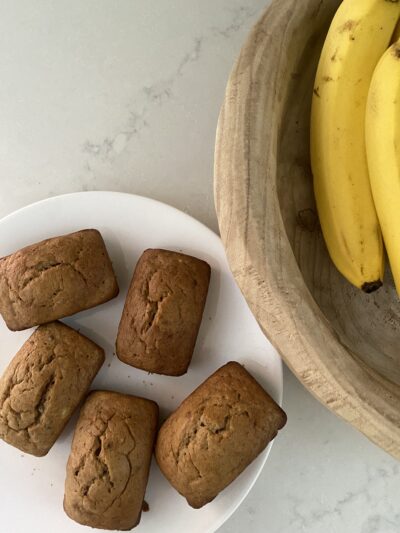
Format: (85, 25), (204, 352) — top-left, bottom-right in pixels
(0, 322), (105, 456)
(155, 361), (287, 508)
(0, 229), (119, 331)
(116, 249), (210, 376)
(64, 391), (159, 531)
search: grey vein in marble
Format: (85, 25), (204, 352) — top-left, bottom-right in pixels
(81, 36), (203, 164)
(210, 5), (260, 38)
(81, 4), (259, 167)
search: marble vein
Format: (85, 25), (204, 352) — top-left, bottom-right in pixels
(211, 5), (260, 39)
(285, 461), (400, 532)
(81, 36), (204, 164)
(81, 3), (259, 166)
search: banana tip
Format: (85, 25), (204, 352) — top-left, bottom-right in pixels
(361, 280), (383, 294)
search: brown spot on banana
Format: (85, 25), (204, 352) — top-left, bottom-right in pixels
(338, 20), (359, 33)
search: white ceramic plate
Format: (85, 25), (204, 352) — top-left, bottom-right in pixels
(0, 191), (283, 533)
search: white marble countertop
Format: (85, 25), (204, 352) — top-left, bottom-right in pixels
(1, 1), (399, 532)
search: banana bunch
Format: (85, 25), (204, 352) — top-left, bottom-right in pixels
(310, 0), (400, 294)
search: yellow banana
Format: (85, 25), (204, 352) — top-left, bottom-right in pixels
(366, 41), (400, 295)
(311, 0), (400, 292)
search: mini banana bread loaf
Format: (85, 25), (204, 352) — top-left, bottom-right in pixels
(0, 322), (104, 456)
(0, 229), (119, 331)
(155, 361), (287, 508)
(116, 249), (210, 376)
(64, 391), (159, 531)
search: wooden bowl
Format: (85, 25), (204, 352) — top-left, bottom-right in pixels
(214, 0), (400, 459)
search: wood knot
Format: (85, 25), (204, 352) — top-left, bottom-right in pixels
(297, 209), (319, 232)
